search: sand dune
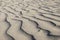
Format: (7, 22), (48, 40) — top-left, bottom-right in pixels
(0, 0), (60, 40)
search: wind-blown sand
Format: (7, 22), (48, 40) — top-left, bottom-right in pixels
(0, 0), (60, 40)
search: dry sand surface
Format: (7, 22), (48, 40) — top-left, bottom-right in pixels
(0, 0), (60, 40)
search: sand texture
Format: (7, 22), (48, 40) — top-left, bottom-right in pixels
(0, 0), (60, 40)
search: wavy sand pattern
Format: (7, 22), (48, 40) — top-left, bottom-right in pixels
(0, 0), (60, 40)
